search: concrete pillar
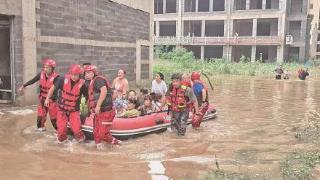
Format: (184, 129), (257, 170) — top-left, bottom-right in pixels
(163, 0), (166, 13)
(223, 46), (232, 62)
(156, 21), (160, 37)
(277, 45), (284, 63)
(201, 45), (205, 60)
(176, 0), (182, 38)
(22, 0), (37, 104)
(201, 20), (206, 37)
(251, 45), (256, 62)
(246, 0), (250, 10)
(196, 0), (199, 12)
(262, 0), (266, 9)
(229, 0), (234, 11)
(209, 0), (214, 12)
(299, 47), (306, 63)
(224, 20), (228, 37)
(300, 20), (307, 40)
(252, 18), (257, 36)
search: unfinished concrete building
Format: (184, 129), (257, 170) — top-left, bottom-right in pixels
(154, 0), (309, 63)
(0, 0), (153, 104)
(308, 0), (320, 59)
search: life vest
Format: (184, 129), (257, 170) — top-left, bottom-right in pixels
(181, 80), (192, 88)
(192, 80), (209, 106)
(88, 75), (113, 112)
(58, 75), (85, 112)
(39, 71), (59, 100)
(167, 84), (189, 112)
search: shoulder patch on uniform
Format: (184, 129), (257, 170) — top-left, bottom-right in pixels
(181, 85), (187, 89)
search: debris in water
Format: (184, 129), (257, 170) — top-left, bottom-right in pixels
(7, 109), (34, 115)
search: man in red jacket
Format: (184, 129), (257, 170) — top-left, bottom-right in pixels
(45, 64), (87, 143)
(19, 59), (59, 131)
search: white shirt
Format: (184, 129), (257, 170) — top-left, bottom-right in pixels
(151, 80), (167, 96)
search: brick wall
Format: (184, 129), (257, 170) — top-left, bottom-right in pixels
(36, 0), (150, 81)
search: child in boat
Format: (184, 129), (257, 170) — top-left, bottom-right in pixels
(139, 95), (157, 115)
(150, 92), (164, 112)
(121, 99), (140, 118)
(138, 88), (149, 106)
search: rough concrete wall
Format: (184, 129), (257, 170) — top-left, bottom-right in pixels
(13, 16), (23, 90)
(36, 0), (151, 80)
(0, 0), (22, 15)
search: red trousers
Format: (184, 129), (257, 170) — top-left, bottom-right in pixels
(191, 102), (209, 128)
(37, 100), (58, 129)
(94, 110), (119, 144)
(57, 109), (84, 142)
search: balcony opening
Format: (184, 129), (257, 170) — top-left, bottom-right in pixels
(199, 0), (210, 12)
(184, 20), (202, 37)
(257, 18), (278, 36)
(159, 21), (176, 37)
(232, 46), (252, 62)
(250, 0), (262, 10)
(205, 20), (224, 37)
(166, 0), (177, 13)
(256, 46), (277, 62)
(234, 0), (246, 10)
(290, 0), (303, 14)
(213, 0), (225, 11)
(289, 21), (301, 39)
(204, 46), (223, 59)
(266, 0), (279, 9)
(154, 0), (164, 14)
(233, 19), (253, 36)
(183, 45), (201, 59)
(185, 0), (196, 12)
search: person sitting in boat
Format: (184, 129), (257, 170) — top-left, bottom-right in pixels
(190, 71), (210, 128)
(298, 68), (309, 80)
(166, 73), (200, 136)
(121, 99), (140, 118)
(150, 92), (163, 112)
(112, 69), (129, 114)
(151, 72), (167, 96)
(138, 88), (149, 107)
(274, 65), (284, 80)
(182, 73), (192, 87)
(139, 95), (157, 115)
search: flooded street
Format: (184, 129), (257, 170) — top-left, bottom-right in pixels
(1, 76), (320, 180)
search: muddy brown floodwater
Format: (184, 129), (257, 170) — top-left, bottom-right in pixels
(1, 76), (320, 180)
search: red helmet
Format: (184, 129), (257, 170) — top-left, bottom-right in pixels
(84, 65), (98, 74)
(69, 64), (83, 75)
(43, 58), (56, 68)
(191, 71), (201, 81)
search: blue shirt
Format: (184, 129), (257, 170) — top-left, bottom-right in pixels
(193, 82), (204, 97)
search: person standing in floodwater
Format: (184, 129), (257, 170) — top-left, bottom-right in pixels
(19, 59), (59, 132)
(84, 65), (121, 150)
(45, 64), (87, 143)
(274, 65), (284, 80)
(190, 72), (209, 128)
(298, 68), (309, 80)
(166, 73), (200, 136)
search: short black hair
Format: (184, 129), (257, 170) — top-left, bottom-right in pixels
(140, 88), (149, 95)
(171, 73), (182, 80)
(82, 62), (91, 66)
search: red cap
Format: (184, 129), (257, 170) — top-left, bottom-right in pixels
(191, 71), (201, 81)
(84, 65), (98, 74)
